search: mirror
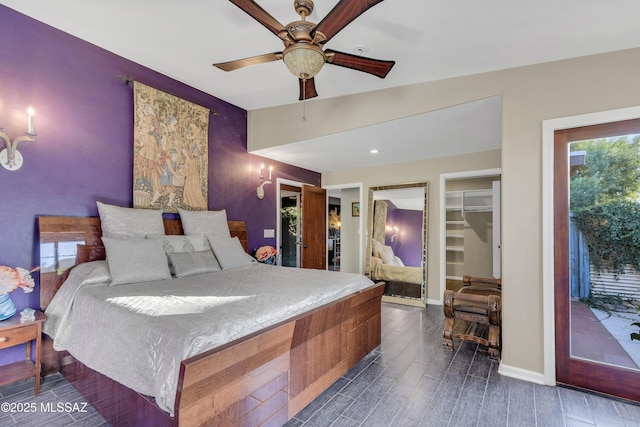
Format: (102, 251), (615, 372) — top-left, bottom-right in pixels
(366, 182), (428, 306)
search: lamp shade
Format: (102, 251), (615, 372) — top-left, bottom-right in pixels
(283, 43), (325, 79)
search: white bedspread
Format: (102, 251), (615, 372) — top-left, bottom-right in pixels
(373, 263), (423, 285)
(43, 261), (375, 415)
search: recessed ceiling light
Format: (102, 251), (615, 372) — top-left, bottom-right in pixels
(353, 45), (369, 56)
(370, 149), (379, 154)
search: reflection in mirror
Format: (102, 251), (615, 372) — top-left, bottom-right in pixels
(366, 182), (428, 307)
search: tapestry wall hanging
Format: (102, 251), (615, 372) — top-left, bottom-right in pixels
(133, 81), (209, 212)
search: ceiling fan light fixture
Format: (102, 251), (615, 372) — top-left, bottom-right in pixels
(283, 43), (325, 79)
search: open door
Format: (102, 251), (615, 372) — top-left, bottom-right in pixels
(301, 185), (326, 270)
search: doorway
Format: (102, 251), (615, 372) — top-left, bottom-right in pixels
(325, 184), (363, 274)
(553, 117), (640, 401)
(277, 179), (327, 270)
(439, 169), (502, 303)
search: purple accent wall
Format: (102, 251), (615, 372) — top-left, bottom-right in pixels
(385, 208), (423, 267)
(0, 6), (319, 364)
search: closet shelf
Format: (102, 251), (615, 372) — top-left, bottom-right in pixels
(464, 206), (492, 212)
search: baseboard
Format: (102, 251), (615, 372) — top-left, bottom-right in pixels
(426, 298), (442, 306)
(498, 362), (546, 385)
(381, 295), (426, 308)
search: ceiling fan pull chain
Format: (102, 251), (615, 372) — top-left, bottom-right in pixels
(302, 78), (307, 121)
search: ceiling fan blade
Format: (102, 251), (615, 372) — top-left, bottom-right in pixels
(299, 78), (318, 101)
(312, 0), (385, 43)
(213, 52), (282, 72)
(228, 0), (285, 36)
(325, 49), (395, 78)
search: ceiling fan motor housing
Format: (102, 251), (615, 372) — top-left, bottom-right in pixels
(294, 0), (314, 18)
(286, 21), (315, 43)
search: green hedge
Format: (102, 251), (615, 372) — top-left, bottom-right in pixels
(573, 200), (640, 274)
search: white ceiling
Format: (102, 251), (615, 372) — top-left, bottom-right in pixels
(5, 1), (640, 172)
(253, 95), (502, 172)
(373, 187), (425, 211)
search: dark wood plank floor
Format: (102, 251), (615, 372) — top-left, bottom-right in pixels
(2, 303), (639, 426)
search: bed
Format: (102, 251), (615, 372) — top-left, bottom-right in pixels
(370, 239), (423, 299)
(38, 214), (384, 426)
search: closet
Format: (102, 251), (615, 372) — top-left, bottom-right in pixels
(445, 179), (501, 281)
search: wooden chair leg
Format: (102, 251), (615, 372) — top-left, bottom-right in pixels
(488, 324), (501, 360)
(487, 294), (501, 360)
(443, 290), (455, 350)
(443, 317), (454, 351)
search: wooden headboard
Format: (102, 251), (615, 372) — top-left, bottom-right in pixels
(37, 216), (249, 311)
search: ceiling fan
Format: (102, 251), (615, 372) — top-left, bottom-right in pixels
(213, 0), (396, 101)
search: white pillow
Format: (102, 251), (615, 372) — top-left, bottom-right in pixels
(97, 201), (164, 239)
(147, 234), (211, 253)
(380, 245), (397, 265)
(178, 208), (230, 237)
(102, 237), (171, 285)
(372, 239), (384, 258)
(208, 236), (256, 270)
(147, 234), (221, 273)
(167, 250), (221, 278)
(393, 256), (405, 267)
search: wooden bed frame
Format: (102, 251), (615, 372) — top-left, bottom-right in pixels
(38, 216), (384, 426)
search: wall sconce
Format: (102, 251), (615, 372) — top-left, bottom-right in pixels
(391, 226), (399, 242)
(256, 164), (273, 199)
(0, 107), (36, 171)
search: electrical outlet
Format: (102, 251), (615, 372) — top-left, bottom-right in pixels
(264, 229), (275, 238)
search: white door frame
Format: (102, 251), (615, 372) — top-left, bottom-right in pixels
(324, 183), (364, 274)
(438, 168), (502, 306)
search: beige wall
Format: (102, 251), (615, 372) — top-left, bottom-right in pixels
(247, 48), (640, 376)
(340, 187), (360, 274)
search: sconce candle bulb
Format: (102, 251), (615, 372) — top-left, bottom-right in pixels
(27, 107), (35, 134)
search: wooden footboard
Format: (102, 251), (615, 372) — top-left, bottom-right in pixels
(42, 282), (383, 426)
(175, 282), (384, 426)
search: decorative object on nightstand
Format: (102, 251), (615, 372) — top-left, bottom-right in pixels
(255, 245), (278, 264)
(20, 307), (36, 323)
(0, 310), (46, 395)
(0, 266), (37, 321)
(0, 107), (37, 171)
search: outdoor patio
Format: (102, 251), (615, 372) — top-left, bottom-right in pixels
(571, 300), (640, 369)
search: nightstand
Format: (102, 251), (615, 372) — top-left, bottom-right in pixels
(0, 310), (45, 395)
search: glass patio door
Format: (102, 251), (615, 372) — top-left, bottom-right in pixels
(554, 118), (640, 401)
